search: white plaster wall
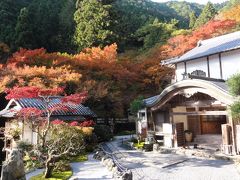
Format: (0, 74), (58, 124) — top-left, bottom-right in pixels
(23, 121), (34, 144)
(137, 109), (147, 134)
(172, 106), (188, 130)
(155, 112), (165, 132)
(209, 54), (221, 79)
(176, 62), (185, 81)
(221, 49), (240, 80)
(186, 57), (208, 77)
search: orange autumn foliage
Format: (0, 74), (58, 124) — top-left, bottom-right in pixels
(164, 19), (236, 58)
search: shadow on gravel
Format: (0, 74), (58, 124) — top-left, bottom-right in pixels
(185, 158), (234, 168)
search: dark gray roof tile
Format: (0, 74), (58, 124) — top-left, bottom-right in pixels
(16, 97), (97, 117)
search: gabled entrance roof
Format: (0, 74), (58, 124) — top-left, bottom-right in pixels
(144, 79), (234, 110)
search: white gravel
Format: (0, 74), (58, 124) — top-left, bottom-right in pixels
(26, 154), (113, 180)
(108, 135), (240, 180)
(26, 169), (44, 180)
(69, 154), (113, 180)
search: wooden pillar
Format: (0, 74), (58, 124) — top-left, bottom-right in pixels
(230, 117), (237, 155)
(151, 110), (156, 132)
(169, 108), (174, 124)
(227, 106), (237, 155)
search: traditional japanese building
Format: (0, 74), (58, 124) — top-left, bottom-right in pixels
(0, 97), (96, 145)
(137, 31), (240, 155)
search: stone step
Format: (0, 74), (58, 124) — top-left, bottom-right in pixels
(194, 135), (222, 145)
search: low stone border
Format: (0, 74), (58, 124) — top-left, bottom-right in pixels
(93, 147), (132, 180)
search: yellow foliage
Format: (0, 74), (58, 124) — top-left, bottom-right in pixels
(222, 5), (240, 22)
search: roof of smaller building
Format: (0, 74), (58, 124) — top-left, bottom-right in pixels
(143, 95), (160, 107)
(0, 97), (97, 118)
(163, 31), (240, 65)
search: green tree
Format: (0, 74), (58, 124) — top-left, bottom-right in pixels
(57, 0), (76, 53)
(224, 0), (240, 10)
(227, 73), (240, 118)
(189, 11), (197, 28)
(135, 18), (177, 50)
(15, 8), (35, 49)
(73, 0), (113, 51)
(130, 96), (144, 115)
(0, 0), (19, 47)
(27, 0), (65, 52)
(194, 2), (216, 28)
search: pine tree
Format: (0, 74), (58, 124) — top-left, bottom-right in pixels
(0, 0), (19, 46)
(189, 11), (197, 29)
(15, 8), (35, 49)
(73, 0), (113, 51)
(194, 2), (216, 28)
(57, 0), (76, 53)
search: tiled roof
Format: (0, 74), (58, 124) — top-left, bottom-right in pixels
(163, 31), (240, 65)
(143, 95), (160, 106)
(16, 97), (96, 117)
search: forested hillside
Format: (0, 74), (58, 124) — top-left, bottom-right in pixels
(0, 0), (225, 54)
(0, 0), (239, 119)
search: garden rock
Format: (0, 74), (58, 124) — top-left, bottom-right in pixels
(112, 166), (118, 173)
(1, 149), (26, 180)
(101, 155), (110, 162)
(121, 170), (132, 180)
(93, 150), (105, 160)
(153, 143), (160, 152)
(107, 159), (114, 167)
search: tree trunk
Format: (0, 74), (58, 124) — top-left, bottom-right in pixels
(44, 157), (53, 178)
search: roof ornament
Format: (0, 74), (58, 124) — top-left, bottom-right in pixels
(197, 40), (202, 47)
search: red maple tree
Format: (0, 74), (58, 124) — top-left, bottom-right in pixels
(5, 86), (88, 147)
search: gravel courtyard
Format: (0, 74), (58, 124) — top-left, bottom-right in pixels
(107, 136), (240, 180)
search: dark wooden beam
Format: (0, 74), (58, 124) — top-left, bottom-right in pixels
(184, 61), (187, 75)
(219, 53), (223, 79)
(175, 63), (178, 82)
(170, 111), (228, 116)
(207, 56), (210, 78)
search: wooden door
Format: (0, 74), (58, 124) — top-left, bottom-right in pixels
(201, 115), (226, 134)
(174, 122), (184, 146)
(187, 115), (201, 138)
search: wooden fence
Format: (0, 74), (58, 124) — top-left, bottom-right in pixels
(96, 118), (129, 124)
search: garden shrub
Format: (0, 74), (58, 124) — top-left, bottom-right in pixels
(24, 152), (42, 172)
(54, 160), (71, 171)
(93, 125), (113, 142)
(17, 141), (33, 152)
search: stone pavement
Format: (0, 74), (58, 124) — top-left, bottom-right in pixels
(107, 135), (240, 180)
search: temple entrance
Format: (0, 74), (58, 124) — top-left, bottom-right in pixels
(147, 79), (235, 154)
(166, 92), (228, 148)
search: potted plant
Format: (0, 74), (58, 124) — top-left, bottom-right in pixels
(184, 130), (192, 142)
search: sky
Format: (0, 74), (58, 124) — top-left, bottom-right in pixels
(151, 0), (229, 5)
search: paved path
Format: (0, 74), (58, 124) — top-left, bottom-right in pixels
(107, 135), (240, 180)
(69, 154), (113, 180)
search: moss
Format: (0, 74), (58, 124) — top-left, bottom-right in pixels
(134, 142), (144, 149)
(30, 170), (72, 180)
(68, 154), (88, 162)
